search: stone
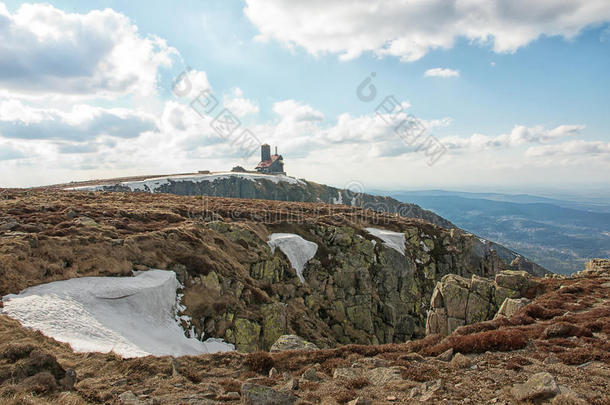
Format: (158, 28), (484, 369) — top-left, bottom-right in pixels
(279, 378), (299, 391)
(118, 391), (142, 405)
(261, 303), (288, 350)
(365, 367), (402, 386)
(270, 335), (318, 353)
(450, 353), (471, 369)
(495, 297), (530, 319)
(333, 368), (362, 380)
(230, 318), (261, 352)
(59, 368), (76, 390)
(510, 372), (560, 401)
(225, 392), (240, 400)
(465, 292), (491, 324)
(300, 367), (321, 382)
(241, 382), (297, 405)
(438, 275), (470, 319)
(347, 398), (371, 405)
(413, 379), (444, 402)
(495, 270), (530, 293)
(268, 367), (279, 377)
(436, 348), (454, 362)
(446, 317), (465, 334)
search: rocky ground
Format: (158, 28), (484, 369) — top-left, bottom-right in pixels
(0, 190), (608, 404)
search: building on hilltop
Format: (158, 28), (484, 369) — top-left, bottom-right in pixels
(255, 144), (285, 174)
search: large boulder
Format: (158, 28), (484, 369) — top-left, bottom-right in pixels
(270, 335), (318, 353)
(510, 372), (560, 402)
(495, 297), (530, 319)
(426, 271), (536, 335)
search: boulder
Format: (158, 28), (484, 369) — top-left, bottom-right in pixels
(365, 367), (402, 386)
(510, 372), (560, 402)
(241, 382), (297, 405)
(495, 297), (530, 319)
(270, 335), (318, 353)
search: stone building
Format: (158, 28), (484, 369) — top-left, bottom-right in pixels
(255, 144), (285, 174)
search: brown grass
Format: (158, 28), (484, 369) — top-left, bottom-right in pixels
(244, 351), (274, 373)
(345, 376), (370, 389)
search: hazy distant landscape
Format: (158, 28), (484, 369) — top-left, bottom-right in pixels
(390, 191), (610, 274)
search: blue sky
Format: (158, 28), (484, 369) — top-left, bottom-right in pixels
(0, 0), (609, 196)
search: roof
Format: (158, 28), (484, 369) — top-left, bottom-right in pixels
(256, 154), (281, 168)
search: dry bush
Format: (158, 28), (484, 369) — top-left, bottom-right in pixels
(1, 344), (37, 362)
(244, 351), (274, 373)
(422, 329), (528, 356)
(523, 304), (564, 320)
(21, 371), (58, 394)
(557, 347), (610, 365)
(219, 378), (241, 393)
(333, 388), (357, 404)
(345, 376), (370, 389)
(319, 357), (350, 376)
(299, 381), (320, 391)
(505, 355), (533, 371)
(543, 322), (593, 339)
(400, 362), (440, 382)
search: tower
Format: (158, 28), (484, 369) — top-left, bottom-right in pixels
(261, 144), (271, 162)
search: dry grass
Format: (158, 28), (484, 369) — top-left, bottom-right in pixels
(244, 351), (274, 374)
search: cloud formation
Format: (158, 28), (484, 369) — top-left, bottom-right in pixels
(0, 99), (158, 141)
(424, 68), (460, 78)
(244, 0), (610, 61)
(442, 124), (585, 151)
(0, 2), (176, 98)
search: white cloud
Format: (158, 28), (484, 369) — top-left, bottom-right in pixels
(0, 2), (177, 98)
(244, 0), (610, 62)
(526, 140), (610, 158)
(0, 99), (158, 141)
(424, 68), (460, 78)
(223, 88), (259, 117)
(442, 124), (585, 151)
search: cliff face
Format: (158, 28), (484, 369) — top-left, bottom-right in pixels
(62, 172), (548, 277)
(1, 190), (544, 352)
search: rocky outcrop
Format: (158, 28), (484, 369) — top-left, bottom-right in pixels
(270, 335), (318, 352)
(426, 270), (540, 335)
(0, 189), (548, 353)
(575, 258), (610, 277)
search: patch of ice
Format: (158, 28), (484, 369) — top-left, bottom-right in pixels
(2, 270), (234, 358)
(65, 172), (304, 192)
(267, 233), (318, 283)
(332, 191), (343, 205)
(365, 228), (406, 256)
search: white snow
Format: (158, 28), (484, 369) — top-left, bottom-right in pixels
(65, 172), (304, 192)
(267, 233), (318, 283)
(2, 270), (234, 358)
(365, 228), (406, 256)
(332, 191), (343, 205)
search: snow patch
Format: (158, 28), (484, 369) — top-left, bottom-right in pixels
(332, 191), (343, 205)
(267, 233), (318, 283)
(365, 228), (406, 256)
(2, 270), (234, 358)
(65, 172), (304, 192)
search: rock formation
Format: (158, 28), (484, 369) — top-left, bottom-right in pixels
(426, 270), (541, 335)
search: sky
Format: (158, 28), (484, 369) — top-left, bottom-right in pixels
(0, 0), (609, 197)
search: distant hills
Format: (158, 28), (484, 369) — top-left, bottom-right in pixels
(388, 190), (610, 274)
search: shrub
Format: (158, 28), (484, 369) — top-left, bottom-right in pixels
(543, 322), (592, 339)
(422, 329), (528, 356)
(244, 352), (274, 374)
(345, 376), (370, 389)
(0, 344), (37, 362)
(219, 378), (241, 393)
(333, 389), (357, 404)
